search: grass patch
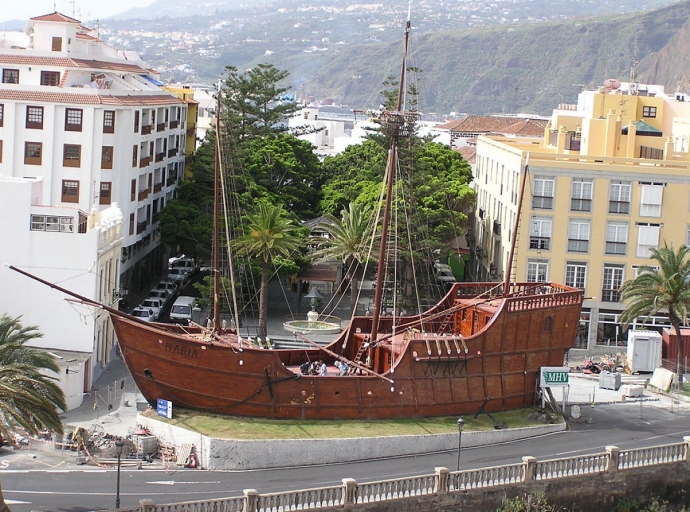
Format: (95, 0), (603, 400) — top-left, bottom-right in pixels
(141, 407), (559, 440)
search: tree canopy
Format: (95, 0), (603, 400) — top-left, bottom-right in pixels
(0, 314), (66, 440)
(233, 203), (304, 338)
(321, 138), (475, 250)
(222, 64), (298, 142)
(243, 133), (324, 220)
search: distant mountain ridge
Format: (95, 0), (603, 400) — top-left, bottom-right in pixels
(303, 0), (690, 115)
(7, 0), (668, 115)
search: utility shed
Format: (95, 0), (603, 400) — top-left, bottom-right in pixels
(626, 330), (662, 373)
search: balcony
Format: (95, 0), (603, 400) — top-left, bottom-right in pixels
(168, 148), (178, 158)
(166, 175), (177, 186)
(139, 156), (152, 168)
(137, 221), (148, 234)
(138, 188), (151, 201)
(170, 120), (180, 129)
(141, 124), (153, 135)
(157, 122), (167, 132)
(155, 152), (165, 163)
(154, 182), (163, 193)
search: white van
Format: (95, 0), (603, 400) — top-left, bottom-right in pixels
(169, 296), (196, 324)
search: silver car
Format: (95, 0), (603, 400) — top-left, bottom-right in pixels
(140, 298), (163, 320)
(131, 307), (156, 322)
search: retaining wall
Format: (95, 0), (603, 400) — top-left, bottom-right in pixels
(138, 414), (564, 470)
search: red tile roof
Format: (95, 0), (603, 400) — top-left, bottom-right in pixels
(438, 115), (547, 136)
(0, 55), (147, 73)
(0, 55), (75, 67)
(0, 90), (183, 106)
(30, 12), (81, 24)
(456, 146), (476, 163)
(436, 119), (466, 131)
(70, 58), (148, 73)
(76, 33), (100, 41)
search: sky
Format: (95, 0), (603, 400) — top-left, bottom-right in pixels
(0, 0), (157, 24)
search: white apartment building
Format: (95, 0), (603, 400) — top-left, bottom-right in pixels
(0, 12), (191, 408)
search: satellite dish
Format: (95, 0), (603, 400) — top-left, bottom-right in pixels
(570, 404), (581, 419)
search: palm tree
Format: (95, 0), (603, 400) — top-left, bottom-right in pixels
(619, 243), (690, 385)
(235, 203), (302, 339)
(0, 314), (67, 512)
(311, 202), (375, 315)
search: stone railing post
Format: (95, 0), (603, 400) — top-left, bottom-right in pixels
(522, 456), (536, 482)
(243, 489), (259, 512)
(435, 467), (450, 495)
(606, 446), (620, 472)
(684, 436), (690, 466)
(140, 499), (155, 512)
(342, 478), (357, 510)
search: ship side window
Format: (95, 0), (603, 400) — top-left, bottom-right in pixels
(543, 316), (553, 333)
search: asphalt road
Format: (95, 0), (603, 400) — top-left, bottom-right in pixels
(3, 397), (689, 512)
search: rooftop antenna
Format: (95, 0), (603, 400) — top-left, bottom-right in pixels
(629, 35), (639, 95)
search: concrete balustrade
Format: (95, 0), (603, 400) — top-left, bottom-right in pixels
(110, 436), (690, 512)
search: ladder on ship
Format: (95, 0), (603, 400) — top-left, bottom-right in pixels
(436, 312), (454, 335)
(348, 341), (370, 374)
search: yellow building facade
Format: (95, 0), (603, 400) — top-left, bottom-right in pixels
(163, 84), (199, 178)
(473, 82), (690, 353)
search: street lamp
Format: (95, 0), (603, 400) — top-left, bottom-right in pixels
(456, 417), (464, 471)
(115, 438), (124, 508)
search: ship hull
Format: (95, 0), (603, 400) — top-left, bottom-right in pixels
(111, 282), (583, 420)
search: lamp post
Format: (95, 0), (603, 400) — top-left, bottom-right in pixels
(115, 438), (124, 508)
(456, 417), (464, 471)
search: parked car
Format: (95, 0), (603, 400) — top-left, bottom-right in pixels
(156, 280), (179, 298)
(148, 288), (172, 307)
(170, 257), (196, 273)
(434, 267), (456, 284)
(140, 298), (163, 320)
(131, 307), (156, 323)
(434, 262), (453, 274)
(167, 267), (190, 286)
(169, 296), (197, 325)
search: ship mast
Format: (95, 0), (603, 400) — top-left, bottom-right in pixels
(369, 9), (412, 343)
(503, 153), (529, 297)
(212, 92), (222, 331)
